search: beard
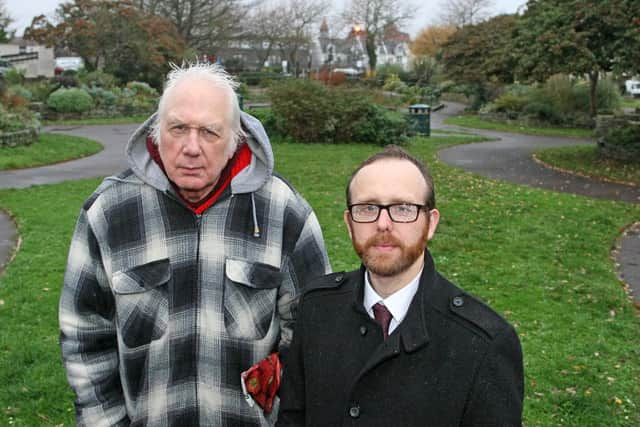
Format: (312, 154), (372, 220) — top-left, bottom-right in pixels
(352, 225), (429, 278)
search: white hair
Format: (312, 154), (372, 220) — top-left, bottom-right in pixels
(150, 62), (245, 156)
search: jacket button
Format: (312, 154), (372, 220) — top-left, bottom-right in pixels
(334, 274), (343, 282)
(349, 405), (360, 418)
(452, 296), (464, 307)
(359, 326), (367, 336)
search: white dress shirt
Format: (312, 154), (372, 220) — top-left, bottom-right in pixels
(363, 267), (423, 335)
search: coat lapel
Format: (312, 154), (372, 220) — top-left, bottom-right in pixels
(349, 253), (437, 379)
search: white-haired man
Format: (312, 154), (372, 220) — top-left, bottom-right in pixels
(60, 63), (331, 426)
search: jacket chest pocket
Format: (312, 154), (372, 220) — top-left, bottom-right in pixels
(224, 258), (282, 340)
(112, 259), (170, 348)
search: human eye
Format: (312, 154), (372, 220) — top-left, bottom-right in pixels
(169, 123), (188, 136)
(395, 204), (415, 214)
(391, 203), (417, 219)
(200, 127), (220, 141)
(199, 127), (220, 142)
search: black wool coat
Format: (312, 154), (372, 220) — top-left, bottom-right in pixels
(277, 252), (524, 427)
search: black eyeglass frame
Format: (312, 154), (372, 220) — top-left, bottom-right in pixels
(347, 203), (429, 223)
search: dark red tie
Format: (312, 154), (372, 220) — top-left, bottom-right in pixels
(372, 302), (392, 340)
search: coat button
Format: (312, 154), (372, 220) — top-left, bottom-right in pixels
(359, 325), (367, 336)
(349, 405), (360, 418)
(334, 274), (343, 282)
(452, 296), (464, 307)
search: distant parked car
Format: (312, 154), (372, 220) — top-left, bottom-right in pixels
(0, 59), (15, 77)
(54, 56), (84, 75)
(625, 79), (640, 98)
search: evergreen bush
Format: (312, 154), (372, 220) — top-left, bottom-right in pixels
(268, 80), (408, 144)
(47, 88), (94, 113)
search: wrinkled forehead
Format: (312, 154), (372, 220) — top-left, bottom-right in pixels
(162, 78), (233, 125)
(350, 159), (428, 202)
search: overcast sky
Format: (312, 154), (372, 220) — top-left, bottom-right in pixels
(6, 0), (527, 38)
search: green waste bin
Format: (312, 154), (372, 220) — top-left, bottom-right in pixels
(408, 104), (430, 136)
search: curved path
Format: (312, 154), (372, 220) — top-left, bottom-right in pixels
(435, 102), (640, 304)
(0, 113), (638, 304)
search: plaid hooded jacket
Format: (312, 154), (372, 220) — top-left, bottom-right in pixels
(59, 112), (331, 426)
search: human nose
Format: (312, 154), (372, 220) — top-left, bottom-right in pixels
(181, 128), (202, 154)
(376, 207), (393, 230)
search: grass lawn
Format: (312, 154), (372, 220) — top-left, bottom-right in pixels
(0, 133), (103, 171)
(1, 135), (639, 426)
(445, 115), (594, 138)
(535, 145), (640, 185)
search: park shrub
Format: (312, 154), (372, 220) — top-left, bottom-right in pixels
(78, 70), (118, 89)
(24, 79), (56, 102)
(47, 87), (94, 113)
(114, 82), (159, 116)
(268, 80), (409, 144)
(2, 85), (31, 109)
(382, 73), (407, 93)
(598, 121), (640, 162)
(486, 75), (622, 128)
(239, 71), (287, 87)
(87, 86), (118, 108)
(268, 79), (332, 142)
(53, 72), (79, 88)
(3, 68), (25, 85)
(0, 104), (39, 132)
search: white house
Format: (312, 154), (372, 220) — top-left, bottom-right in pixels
(0, 38), (55, 78)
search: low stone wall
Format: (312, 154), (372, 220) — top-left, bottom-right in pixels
(596, 114), (640, 162)
(0, 127), (39, 148)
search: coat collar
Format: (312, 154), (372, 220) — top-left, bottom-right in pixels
(350, 251), (438, 354)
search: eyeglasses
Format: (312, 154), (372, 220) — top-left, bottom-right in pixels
(167, 123), (223, 144)
(348, 203), (428, 223)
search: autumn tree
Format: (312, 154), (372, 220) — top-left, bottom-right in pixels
(440, 14), (518, 107)
(514, 0), (640, 117)
(439, 0), (493, 27)
(25, 0), (185, 87)
(135, 0), (253, 53)
(344, 0), (412, 71)
(411, 24), (456, 56)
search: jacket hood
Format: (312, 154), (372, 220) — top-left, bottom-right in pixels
(124, 111), (274, 195)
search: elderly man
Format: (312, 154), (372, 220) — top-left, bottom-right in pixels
(59, 63), (330, 426)
(277, 145), (523, 426)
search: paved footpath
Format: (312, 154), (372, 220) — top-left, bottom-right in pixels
(0, 113), (638, 305)
(435, 102), (640, 305)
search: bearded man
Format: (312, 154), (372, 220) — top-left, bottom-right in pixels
(276, 145), (524, 427)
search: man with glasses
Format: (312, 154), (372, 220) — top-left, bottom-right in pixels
(59, 63), (330, 426)
(277, 145), (523, 426)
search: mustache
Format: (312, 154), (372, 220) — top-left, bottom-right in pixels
(365, 233), (402, 247)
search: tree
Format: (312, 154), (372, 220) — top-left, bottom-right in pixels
(276, 0), (328, 76)
(440, 14), (518, 107)
(410, 24), (456, 57)
(135, 0), (254, 53)
(25, 0), (185, 87)
(344, 0), (412, 72)
(514, 0), (640, 117)
(0, 0), (14, 43)
(438, 0), (493, 27)
(247, 0), (326, 75)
